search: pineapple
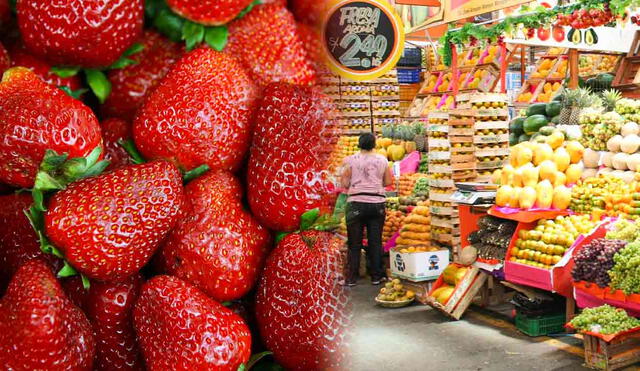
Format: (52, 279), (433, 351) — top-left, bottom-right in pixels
(413, 121), (426, 152)
(569, 88), (596, 125)
(600, 89), (622, 112)
(559, 88), (578, 125)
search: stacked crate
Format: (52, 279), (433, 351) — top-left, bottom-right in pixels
(370, 71), (401, 135)
(427, 111), (474, 258)
(470, 94), (510, 182)
(339, 79), (372, 135)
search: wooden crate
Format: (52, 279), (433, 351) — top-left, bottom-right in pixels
(425, 266), (489, 320)
(400, 280), (435, 305)
(614, 32), (640, 90)
(583, 333), (640, 370)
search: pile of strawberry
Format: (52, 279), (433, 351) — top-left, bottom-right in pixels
(0, 1), (349, 370)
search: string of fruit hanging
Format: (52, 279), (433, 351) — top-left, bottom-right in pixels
(438, 0), (635, 67)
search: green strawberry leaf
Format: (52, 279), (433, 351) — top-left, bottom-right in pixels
(145, 0), (166, 19)
(57, 261), (78, 278)
(274, 232), (289, 244)
(153, 9), (185, 42)
(34, 172), (65, 192)
(123, 42), (145, 57)
(50, 66), (81, 78)
(182, 21), (205, 51)
(118, 139), (146, 165)
(81, 274), (91, 290)
(109, 57), (138, 70)
(83, 160), (110, 178)
(236, 0), (262, 19)
(221, 301), (232, 307)
(84, 69), (112, 104)
(300, 208), (320, 231)
(204, 26), (228, 51)
(246, 351), (273, 370)
(58, 86), (89, 99)
(40, 150), (69, 173)
(182, 164), (210, 183)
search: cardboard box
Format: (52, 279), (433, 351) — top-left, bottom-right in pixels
(390, 249), (450, 282)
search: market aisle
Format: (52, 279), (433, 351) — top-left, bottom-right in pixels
(347, 284), (591, 371)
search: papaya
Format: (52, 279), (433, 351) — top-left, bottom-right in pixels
(546, 101), (561, 117)
(436, 287), (455, 304)
(538, 160), (558, 181)
(553, 185), (572, 210)
(510, 117), (525, 135)
(509, 187), (522, 208)
(565, 163), (583, 184)
(519, 186), (537, 209)
(565, 141), (585, 164)
(496, 185), (513, 207)
(553, 147), (571, 172)
(516, 146), (533, 167)
(518, 133), (531, 143)
(526, 103), (548, 117)
(536, 180), (554, 209)
(442, 265), (458, 285)
(533, 143), (554, 166)
(522, 166), (539, 187)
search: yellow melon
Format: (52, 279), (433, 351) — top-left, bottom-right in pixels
(536, 180), (554, 208)
(496, 185), (513, 207)
(522, 166), (539, 187)
(538, 160), (558, 181)
(517, 146), (533, 167)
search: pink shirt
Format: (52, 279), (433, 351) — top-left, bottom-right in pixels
(344, 153), (388, 203)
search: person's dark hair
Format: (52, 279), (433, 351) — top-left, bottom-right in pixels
(358, 133), (376, 150)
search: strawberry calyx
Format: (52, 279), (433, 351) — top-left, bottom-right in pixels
(24, 146), (110, 289)
(274, 208), (341, 244)
(237, 351), (273, 371)
(145, 0), (261, 52)
(50, 43), (145, 104)
(118, 138), (210, 183)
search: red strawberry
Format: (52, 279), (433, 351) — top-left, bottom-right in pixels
(166, 0), (254, 26)
(255, 230), (349, 370)
(159, 171), (271, 302)
(0, 42), (8, 76)
(17, 0), (144, 68)
(297, 22), (327, 75)
(0, 0), (7, 25)
(102, 31), (183, 122)
(101, 118), (133, 171)
(0, 261), (95, 370)
(133, 48), (259, 172)
(44, 161), (185, 281)
(133, 275), (251, 370)
(227, 4), (316, 87)
(86, 275), (144, 371)
(289, 0), (327, 27)
(246, 83), (337, 231)
(0, 193), (61, 292)
(0, 67), (102, 188)
(9, 44), (83, 91)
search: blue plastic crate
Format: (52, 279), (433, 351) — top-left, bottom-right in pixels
(397, 68), (422, 84)
(398, 48), (422, 67)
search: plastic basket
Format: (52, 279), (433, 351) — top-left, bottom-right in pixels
(397, 68), (422, 84)
(398, 48), (422, 67)
(515, 312), (566, 336)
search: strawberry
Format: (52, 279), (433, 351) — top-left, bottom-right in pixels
(17, 0), (144, 68)
(255, 230), (349, 370)
(102, 31), (183, 122)
(296, 22), (327, 75)
(0, 67), (102, 188)
(289, 0), (326, 27)
(101, 118), (133, 171)
(0, 0), (7, 25)
(0, 260), (95, 370)
(133, 48), (259, 172)
(246, 83), (337, 232)
(0, 193), (61, 293)
(86, 274), (144, 371)
(0, 42), (8, 76)
(9, 44), (83, 91)
(133, 275), (251, 370)
(166, 0), (254, 26)
(158, 171), (271, 302)
(44, 161), (185, 281)
(227, 4), (316, 87)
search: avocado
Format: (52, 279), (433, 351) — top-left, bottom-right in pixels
(568, 28), (582, 44)
(546, 101), (561, 117)
(526, 103), (548, 117)
(585, 29), (598, 45)
(523, 114), (549, 135)
(509, 117), (525, 135)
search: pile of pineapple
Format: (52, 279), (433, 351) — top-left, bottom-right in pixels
(560, 87), (600, 125)
(578, 89), (624, 151)
(377, 122), (427, 161)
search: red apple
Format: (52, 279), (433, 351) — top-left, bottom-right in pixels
(537, 27), (550, 41)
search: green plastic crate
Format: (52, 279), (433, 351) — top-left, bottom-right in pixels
(515, 312), (566, 336)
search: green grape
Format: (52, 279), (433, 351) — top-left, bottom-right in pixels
(610, 241), (640, 294)
(570, 305), (640, 334)
(606, 219), (640, 242)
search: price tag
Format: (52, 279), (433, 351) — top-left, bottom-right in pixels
(323, 0), (404, 81)
(392, 161), (401, 178)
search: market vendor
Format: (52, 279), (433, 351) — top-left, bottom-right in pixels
(341, 132), (393, 286)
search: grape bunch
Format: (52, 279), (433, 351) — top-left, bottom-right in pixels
(606, 219), (640, 242)
(610, 241), (640, 295)
(570, 305), (640, 335)
(572, 238), (627, 287)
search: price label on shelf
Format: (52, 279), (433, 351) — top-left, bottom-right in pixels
(323, 0), (404, 81)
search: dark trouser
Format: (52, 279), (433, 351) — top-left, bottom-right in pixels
(346, 201), (386, 283)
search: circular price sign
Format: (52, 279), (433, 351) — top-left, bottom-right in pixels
(322, 0), (404, 81)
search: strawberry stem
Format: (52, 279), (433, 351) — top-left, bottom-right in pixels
(183, 165), (210, 183)
(241, 351), (273, 371)
(118, 139), (146, 165)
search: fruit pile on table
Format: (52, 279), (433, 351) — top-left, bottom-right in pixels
(0, 1), (347, 370)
